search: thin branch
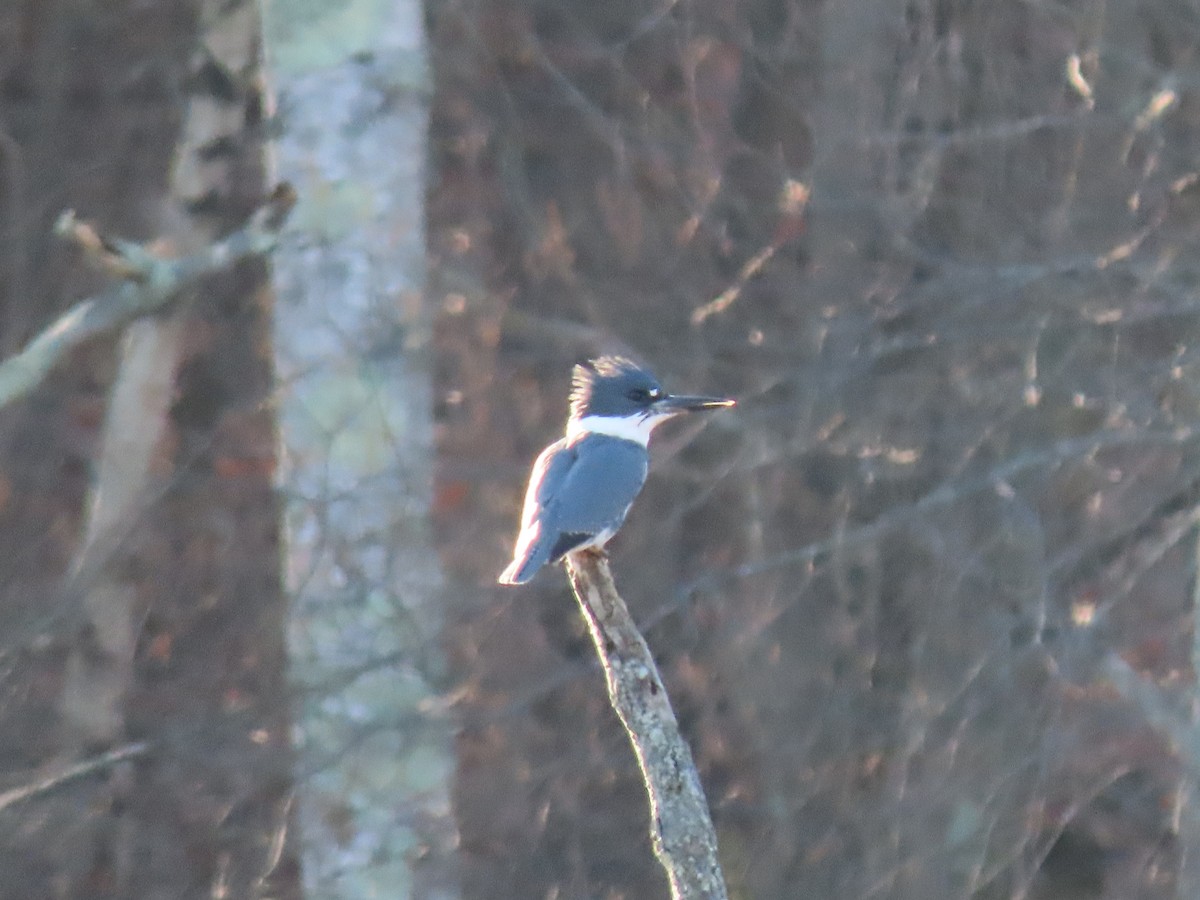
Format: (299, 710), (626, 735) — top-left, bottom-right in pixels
(691, 180), (809, 326)
(0, 741), (149, 813)
(681, 424), (1200, 599)
(0, 184), (295, 411)
(565, 551), (728, 900)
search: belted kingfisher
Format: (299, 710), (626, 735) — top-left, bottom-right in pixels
(498, 357), (734, 585)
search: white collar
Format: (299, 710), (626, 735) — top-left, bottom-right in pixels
(566, 413), (673, 447)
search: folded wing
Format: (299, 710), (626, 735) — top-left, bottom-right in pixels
(498, 433), (649, 584)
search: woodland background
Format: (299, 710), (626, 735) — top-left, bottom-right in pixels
(1, 0), (1200, 898)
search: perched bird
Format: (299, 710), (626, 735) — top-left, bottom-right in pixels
(498, 357), (734, 585)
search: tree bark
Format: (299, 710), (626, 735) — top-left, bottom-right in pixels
(0, 2), (301, 895)
(565, 551), (727, 900)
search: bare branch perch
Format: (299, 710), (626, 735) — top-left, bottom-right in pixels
(0, 184), (295, 411)
(565, 551), (728, 900)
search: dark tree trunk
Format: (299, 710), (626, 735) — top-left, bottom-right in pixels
(0, 3), (300, 897)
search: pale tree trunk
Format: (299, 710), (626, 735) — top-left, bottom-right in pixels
(60, 0), (260, 760)
(263, 0), (457, 895)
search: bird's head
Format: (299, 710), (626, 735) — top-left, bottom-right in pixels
(568, 357), (734, 439)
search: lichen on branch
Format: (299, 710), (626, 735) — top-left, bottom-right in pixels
(565, 550), (728, 900)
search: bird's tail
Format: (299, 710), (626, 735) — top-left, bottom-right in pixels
(497, 537), (550, 585)
(497, 554), (537, 585)
(497, 559), (528, 585)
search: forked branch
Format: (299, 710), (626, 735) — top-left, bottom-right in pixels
(0, 184), (295, 411)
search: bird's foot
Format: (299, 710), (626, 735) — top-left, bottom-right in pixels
(567, 547), (609, 565)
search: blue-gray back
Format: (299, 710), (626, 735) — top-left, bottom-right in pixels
(524, 431), (649, 554)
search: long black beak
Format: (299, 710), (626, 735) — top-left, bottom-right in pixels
(653, 394), (736, 414)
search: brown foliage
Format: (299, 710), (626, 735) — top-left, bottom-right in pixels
(429, 0), (1200, 896)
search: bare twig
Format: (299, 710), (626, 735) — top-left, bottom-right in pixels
(691, 179), (809, 326)
(565, 551), (728, 900)
(0, 184), (295, 412)
(681, 424), (1200, 600)
(0, 741), (149, 813)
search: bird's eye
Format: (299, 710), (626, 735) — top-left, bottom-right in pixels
(627, 388), (651, 402)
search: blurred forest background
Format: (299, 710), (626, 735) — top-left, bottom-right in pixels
(1, 0), (1200, 898)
